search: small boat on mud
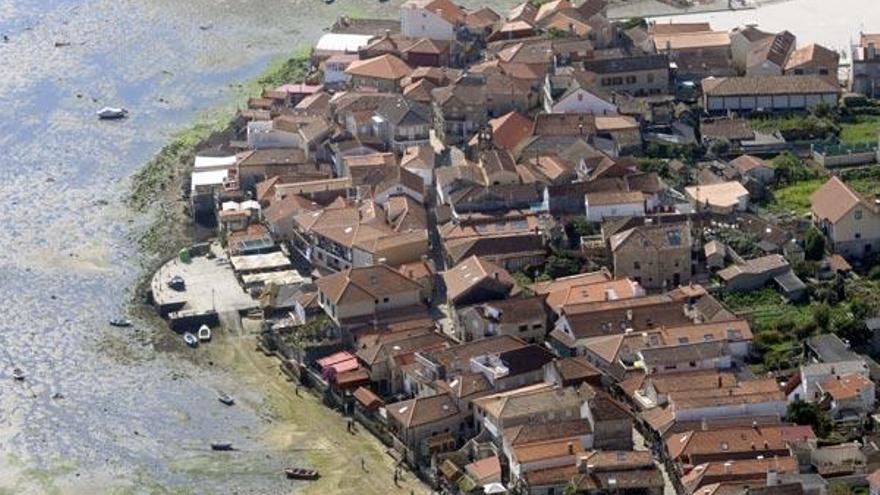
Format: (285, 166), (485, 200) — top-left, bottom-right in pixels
(285, 467), (319, 480)
(109, 318), (132, 327)
(96, 107), (128, 120)
(210, 442), (234, 451)
(197, 325), (211, 342)
(183, 333), (199, 347)
(11, 368), (25, 381)
(218, 393), (235, 406)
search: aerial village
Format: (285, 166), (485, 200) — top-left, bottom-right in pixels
(148, 1), (880, 493)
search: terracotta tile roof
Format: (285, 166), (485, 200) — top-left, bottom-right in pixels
(785, 43), (839, 71)
(317, 264), (423, 305)
(353, 386), (383, 410)
(422, 335), (527, 370)
(811, 176), (873, 223)
(442, 255), (517, 302)
(507, 1), (537, 24)
(534, 0), (572, 22)
(729, 154), (768, 174)
(701, 118), (755, 142)
(345, 54), (413, 80)
(654, 31), (730, 50)
(648, 22), (712, 35)
(513, 436), (587, 464)
(465, 7), (501, 29)
(682, 456), (798, 493)
(702, 75), (841, 96)
(575, 0), (607, 19)
(465, 456), (501, 482)
(488, 111), (534, 151)
(387, 392), (460, 428)
(402, 78), (436, 103)
(747, 31), (795, 68)
(666, 425), (813, 463)
(435, 372), (492, 399)
(531, 269), (612, 294)
(817, 372), (872, 401)
(505, 418), (593, 446)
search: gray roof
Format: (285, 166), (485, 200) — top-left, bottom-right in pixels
(807, 334), (859, 364)
(376, 96), (431, 126)
(582, 54), (669, 74)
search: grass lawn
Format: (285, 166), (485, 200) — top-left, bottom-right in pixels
(839, 114), (880, 144)
(722, 288), (813, 332)
(765, 179), (824, 215)
(841, 167), (880, 198)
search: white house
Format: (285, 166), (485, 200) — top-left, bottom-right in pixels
(400, 0), (464, 41)
(787, 360), (869, 403)
(548, 86), (618, 115)
(246, 121), (299, 150)
(584, 191), (645, 222)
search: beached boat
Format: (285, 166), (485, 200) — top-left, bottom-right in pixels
(96, 107), (128, 119)
(210, 442), (233, 451)
(167, 276), (185, 291)
(218, 393), (235, 406)
(197, 325), (211, 342)
(109, 318), (132, 327)
(11, 368), (25, 381)
(285, 467), (319, 480)
(183, 333), (198, 347)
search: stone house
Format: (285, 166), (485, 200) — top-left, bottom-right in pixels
(456, 295), (549, 343)
(609, 220), (692, 290)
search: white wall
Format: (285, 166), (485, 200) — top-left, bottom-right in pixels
(584, 201), (645, 222)
(552, 88), (618, 115)
(401, 6), (455, 40)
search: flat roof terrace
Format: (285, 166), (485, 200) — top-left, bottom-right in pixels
(151, 245), (257, 316)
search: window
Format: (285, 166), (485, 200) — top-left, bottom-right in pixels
(855, 209), (863, 220)
(689, 361), (697, 367)
(794, 69), (804, 75)
(519, 324), (528, 333)
(383, 297), (389, 303)
(611, 77), (623, 85)
(647, 73), (655, 83)
(625, 75), (637, 84)
(633, 261), (641, 270)
(856, 233), (862, 239)
(532, 324), (543, 330)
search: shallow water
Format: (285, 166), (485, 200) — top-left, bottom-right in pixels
(0, 0), (506, 492)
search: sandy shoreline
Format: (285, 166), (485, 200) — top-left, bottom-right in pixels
(192, 318), (430, 495)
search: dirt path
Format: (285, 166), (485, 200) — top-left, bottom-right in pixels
(200, 320), (430, 495)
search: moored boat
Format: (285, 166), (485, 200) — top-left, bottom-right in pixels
(218, 393), (235, 406)
(183, 333), (198, 347)
(96, 107), (128, 119)
(11, 368), (25, 381)
(197, 324), (211, 342)
(210, 442), (233, 451)
(109, 318), (132, 327)
(285, 467), (319, 480)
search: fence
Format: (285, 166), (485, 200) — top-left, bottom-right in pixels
(812, 142), (879, 168)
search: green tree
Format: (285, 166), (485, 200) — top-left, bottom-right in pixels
(786, 400), (831, 438)
(543, 254), (581, 279)
(813, 303), (831, 330)
(805, 227), (826, 261)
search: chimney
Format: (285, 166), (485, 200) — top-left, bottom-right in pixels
(766, 469), (779, 486)
(701, 417), (708, 431)
(723, 461), (732, 474)
(567, 442), (574, 455)
(718, 375), (723, 388)
(493, 272), (499, 280)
